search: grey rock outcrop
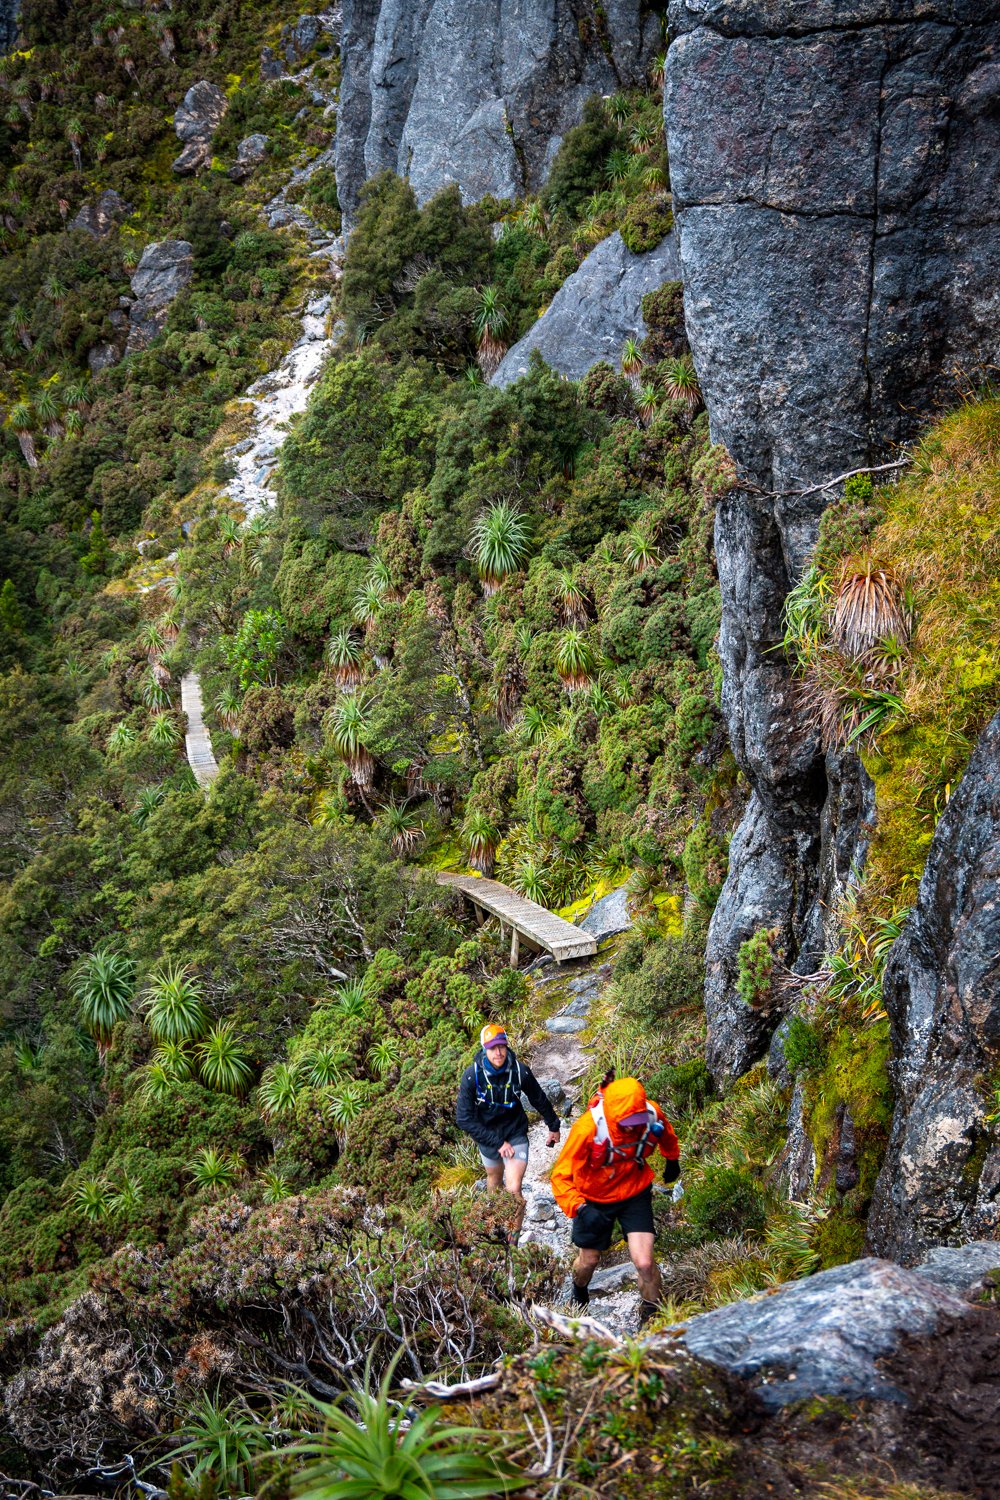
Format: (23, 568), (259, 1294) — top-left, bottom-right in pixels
(336, 0), (658, 222)
(172, 81), (228, 175)
(915, 1241), (1000, 1296)
(579, 884), (632, 942)
(868, 709), (1000, 1260)
(665, 2), (1000, 1084)
(126, 240), (194, 353)
(0, 0), (17, 56)
(69, 190), (131, 239)
(229, 133), (269, 182)
(680, 1256), (979, 1409)
(492, 232), (680, 389)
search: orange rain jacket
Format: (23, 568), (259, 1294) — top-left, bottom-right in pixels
(550, 1077), (680, 1218)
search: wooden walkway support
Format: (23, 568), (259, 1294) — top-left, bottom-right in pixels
(434, 872), (597, 966)
(181, 672), (220, 788)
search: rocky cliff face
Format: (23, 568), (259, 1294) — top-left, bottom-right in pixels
(336, 0), (658, 221)
(0, 0), (17, 55)
(868, 709), (1000, 1260)
(664, 0), (1000, 1084)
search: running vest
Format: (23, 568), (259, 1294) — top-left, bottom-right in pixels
(475, 1054), (524, 1112)
(588, 1094), (663, 1169)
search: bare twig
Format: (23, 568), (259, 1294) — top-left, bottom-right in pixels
(744, 457), (910, 503)
(528, 1302), (623, 1347)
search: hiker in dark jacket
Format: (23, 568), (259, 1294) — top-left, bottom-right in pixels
(456, 1022), (561, 1233)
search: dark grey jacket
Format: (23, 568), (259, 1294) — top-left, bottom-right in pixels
(456, 1049), (560, 1152)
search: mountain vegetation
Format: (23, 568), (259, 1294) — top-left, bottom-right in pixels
(0, 3), (998, 1496)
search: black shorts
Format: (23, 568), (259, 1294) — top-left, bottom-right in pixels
(571, 1186), (655, 1250)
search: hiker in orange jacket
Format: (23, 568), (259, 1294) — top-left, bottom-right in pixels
(551, 1076), (680, 1321)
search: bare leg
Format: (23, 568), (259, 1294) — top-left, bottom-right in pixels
(572, 1245), (602, 1290)
(504, 1156), (528, 1233)
(627, 1230), (662, 1305)
(484, 1162), (504, 1192)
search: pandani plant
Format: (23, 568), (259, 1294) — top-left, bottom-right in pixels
(472, 500), (529, 595)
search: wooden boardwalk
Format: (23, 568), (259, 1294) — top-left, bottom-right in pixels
(435, 872), (597, 966)
(181, 673), (220, 788)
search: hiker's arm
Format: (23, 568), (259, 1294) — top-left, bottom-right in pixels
(522, 1066), (561, 1134)
(456, 1070), (500, 1150)
(550, 1120), (589, 1218)
(652, 1102), (680, 1175)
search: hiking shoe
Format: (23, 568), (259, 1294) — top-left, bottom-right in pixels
(570, 1282), (590, 1308)
(637, 1299), (660, 1328)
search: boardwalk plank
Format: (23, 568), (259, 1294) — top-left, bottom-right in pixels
(434, 872), (597, 964)
(181, 673), (220, 788)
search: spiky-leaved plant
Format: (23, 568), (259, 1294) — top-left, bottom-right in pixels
(555, 627), (596, 692)
(473, 284), (509, 377)
(152, 1038), (195, 1082)
(513, 857), (548, 905)
(472, 501), (528, 596)
(69, 1176), (112, 1223)
(172, 1392), (272, 1494)
(461, 809), (498, 876)
(132, 784), (167, 829)
(637, 383), (660, 426)
(519, 704), (550, 746)
(139, 620), (166, 660)
(215, 684), (241, 735)
(353, 580), (385, 637)
(556, 566), (589, 627)
(663, 354), (701, 410)
(606, 91), (630, 125)
(286, 1355), (530, 1500)
(380, 801), (423, 857)
(300, 1045), (348, 1088)
(107, 720), (137, 757)
(331, 978), (369, 1019)
(147, 711), (181, 751)
(143, 961), (209, 1042)
(326, 691), (375, 788)
(260, 1168), (294, 1204)
(327, 627), (364, 688)
(197, 1020), (253, 1096)
(72, 949), (135, 1051)
(624, 523), (661, 575)
(258, 1060), (306, 1118)
(366, 1035), (401, 1080)
(829, 562), (909, 659)
(189, 1146), (243, 1195)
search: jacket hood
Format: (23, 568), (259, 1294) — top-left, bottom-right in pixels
(601, 1077), (648, 1138)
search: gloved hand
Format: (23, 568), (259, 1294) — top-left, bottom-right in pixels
(662, 1156), (680, 1185)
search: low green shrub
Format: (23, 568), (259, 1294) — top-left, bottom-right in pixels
(782, 1016), (826, 1076)
(736, 928), (777, 1008)
(647, 1057), (715, 1118)
(685, 1166), (767, 1239)
(620, 196), (673, 254)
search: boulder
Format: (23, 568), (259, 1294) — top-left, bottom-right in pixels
(336, 0), (658, 223)
(172, 80), (228, 175)
(492, 232), (681, 389)
(664, 1), (1000, 1083)
(915, 1242), (1000, 1297)
(679, 1257), (975, 1409)
(281, 14), (325, 65)
(868, 708), (1000, 1259)
(579, 885), (632, 942)
(69, 189), (131, 239)
(126, 240), (194, 353)
(260, 45), (283, 81)
(229, 133), (269, 182)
